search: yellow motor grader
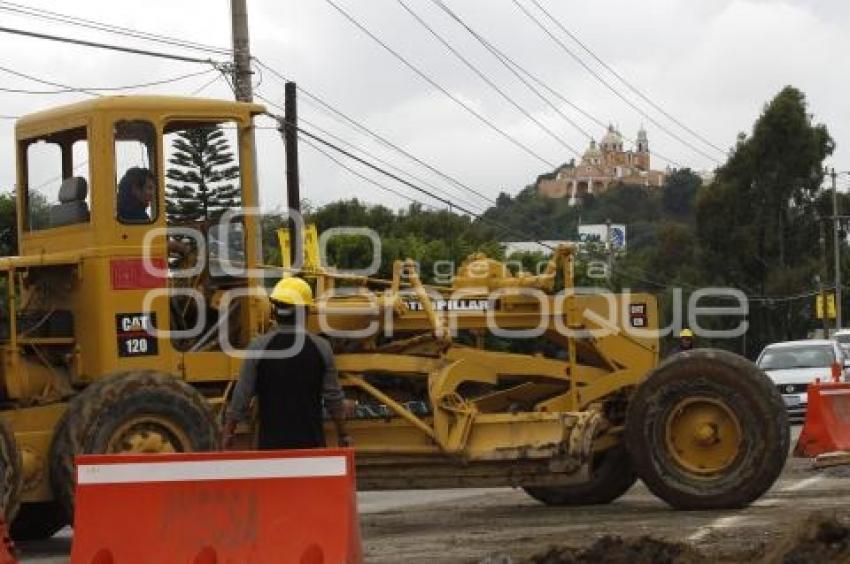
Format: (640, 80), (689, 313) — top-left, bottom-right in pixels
(0, 95), (787, 540)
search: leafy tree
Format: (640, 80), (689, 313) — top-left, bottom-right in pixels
(0, 192), (18, 256)
(646, 222), (698, 283)
(165, 125), (240, 223)
(590, 183), (661, 225)
(697, 86), (832, 290)
(661, 168), (702, 218)
(695, 86), (834, 354)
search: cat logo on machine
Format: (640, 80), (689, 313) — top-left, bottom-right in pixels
(115, 312), (158, 357)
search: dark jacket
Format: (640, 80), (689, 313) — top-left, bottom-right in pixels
(226, 328), (344, 449)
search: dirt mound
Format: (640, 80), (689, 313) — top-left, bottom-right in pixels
(491, 513), (850, 564)
(524, 535), (707, 564)
(766, 512), (850, 564)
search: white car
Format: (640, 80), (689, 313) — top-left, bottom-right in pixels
(755, 339), (848, 423)
(834, 329), (850, 355)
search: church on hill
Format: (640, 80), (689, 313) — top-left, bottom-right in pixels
(537, 124), (667, 203)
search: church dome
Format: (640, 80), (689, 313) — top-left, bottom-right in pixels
(601, 124), (623, 150)
(583, 140), (602, 159)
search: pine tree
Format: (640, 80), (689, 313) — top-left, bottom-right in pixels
(165, 125), (241, 223)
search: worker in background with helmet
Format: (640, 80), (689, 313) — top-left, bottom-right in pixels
(669, 328), (696, 356)
(222, 277), (351, 449)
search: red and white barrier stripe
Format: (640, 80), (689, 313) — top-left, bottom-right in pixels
(77, 455), (347, 484)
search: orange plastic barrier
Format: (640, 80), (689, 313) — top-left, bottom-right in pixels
(70, 448), (362, 564)
(795, 381), (850, 457)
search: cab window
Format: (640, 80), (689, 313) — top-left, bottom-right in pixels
(164, 120), (242, 224)
(115, 120), (157, 224)
(22, 126), (90, 231)
(164, 120), (244, 275)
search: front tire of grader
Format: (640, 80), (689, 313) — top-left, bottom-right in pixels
(523, 444), (636, 506)
(50, 370), (221, 523)
(625, 348), (788, 510)
(0, 419), (21, 524)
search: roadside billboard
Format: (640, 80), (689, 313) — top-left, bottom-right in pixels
(578, 224), (626, 251)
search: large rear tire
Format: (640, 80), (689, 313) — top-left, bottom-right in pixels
(625, 348), (788, 510)
(523, 444), (636, 505)
(50, 371), (220, 523)
(10, 501), (66, 541)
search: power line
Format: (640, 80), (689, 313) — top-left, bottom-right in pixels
(299, 117), (487, 214)
(297, 123), (487, 218)
(429, 0), (686, 169)
(190, 73), (226, 97)
(320, 0), (558, 169)
(511, 0), (720, 165)
(0, 86), (80, 95)
(527, 0), (725, 157)
(254, 59), (499, 208)
(396, 0), (582, 158)
(0, 1), (232, 56)
(301, 137), (438, 210)
(0, 25), (223, 65)
(281, 115), (555, 248)
(301, 134), (551, 245)
(27, 159), (90, 193)
(255, 91), (488, 214)
(0, 63), (100, 97)
(429, 0), (595, 140)
(612, 261), (831, 303)
(747, 289), (832, 303)
(0, 65), (217, 95)
(299, 89), (499, 207)
(303, 132), (547, 250)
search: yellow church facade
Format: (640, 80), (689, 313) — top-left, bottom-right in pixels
(537, 125), (666, 203)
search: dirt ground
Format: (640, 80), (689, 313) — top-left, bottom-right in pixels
(359, 454), (850, 564)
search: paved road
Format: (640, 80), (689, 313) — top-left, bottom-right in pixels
(16, 489), (504, 563)
(361, 461), (833, 563)
(18, 427), (824, 563)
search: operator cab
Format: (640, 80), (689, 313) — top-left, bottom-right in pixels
(16, 97), (262, 258)
(7, 96), (268, 385)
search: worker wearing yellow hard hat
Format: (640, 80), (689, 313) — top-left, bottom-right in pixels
(269, 276), (314, 308)
(669, 328), (696, 356)
(223, 277), (351, 450)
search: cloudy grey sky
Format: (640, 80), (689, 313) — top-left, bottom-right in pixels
(1, 0), (848, 213)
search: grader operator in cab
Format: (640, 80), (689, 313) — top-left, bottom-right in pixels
(0, 95), (787, 541)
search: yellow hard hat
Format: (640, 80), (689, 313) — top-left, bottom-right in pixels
(679, 328), (694, 338)
(270, 277), (313, 306)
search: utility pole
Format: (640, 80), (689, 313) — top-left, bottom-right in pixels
(284, 82), (301, 267)
(832, 168), (843, 329)
(230, 0), (262, 268)
(820, 221), (831, 337)
(230, 0), (253, 102)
